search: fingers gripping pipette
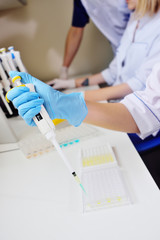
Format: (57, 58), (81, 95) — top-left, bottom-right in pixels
(12, 76), (86, 194)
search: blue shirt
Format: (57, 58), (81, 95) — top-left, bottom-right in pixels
(72, 0), (89, 27)
(81, 0), (130, 52)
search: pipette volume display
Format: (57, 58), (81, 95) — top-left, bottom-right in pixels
(11, 75), (86, 194)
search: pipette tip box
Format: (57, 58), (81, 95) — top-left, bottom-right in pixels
(18, 123), (103, 159)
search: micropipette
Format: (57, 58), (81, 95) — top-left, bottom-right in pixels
(0, 60), (11, 92)
(0, 48), (12, 77)
(0, 60), (13, 116)
(0, 83), (13, 115)
(6, 50), (17, 71)
(11, 75), (86, 194)
(8, 46), (27, 72)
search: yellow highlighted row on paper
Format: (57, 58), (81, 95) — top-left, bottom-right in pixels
(87, 197), (122, 208)
(82, 154), (114, 167)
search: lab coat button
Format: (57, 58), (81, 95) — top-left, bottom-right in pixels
(122, 60), (125, 67)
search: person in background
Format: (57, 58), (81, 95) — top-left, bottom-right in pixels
(49, 0), (130, 80)
(6, 63), (160, 140)
(51, 0), (160, 104)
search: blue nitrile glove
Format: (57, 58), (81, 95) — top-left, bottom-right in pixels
(7, 71), (88, 127)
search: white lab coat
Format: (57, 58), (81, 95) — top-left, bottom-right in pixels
(101, 11), (160, 93)
(121, 63), (160, 139)
(81, 0), (130, 52)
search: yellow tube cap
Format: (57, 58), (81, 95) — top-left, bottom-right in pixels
(0, 48), (6, 53)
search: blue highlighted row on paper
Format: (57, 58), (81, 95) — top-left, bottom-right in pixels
(60, 139), (80, 148)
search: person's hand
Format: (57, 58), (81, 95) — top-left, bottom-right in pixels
(7, 71), (88, 127)
(48, 78), (75, 89)
(46, 78), (75, 89)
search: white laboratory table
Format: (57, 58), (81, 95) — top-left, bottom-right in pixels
(0, 117), (160, 240)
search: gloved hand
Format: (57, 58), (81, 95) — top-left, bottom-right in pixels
(59, 66), (68, 79)
(47, 78), (75, 89)
(7, 71), (88, 127)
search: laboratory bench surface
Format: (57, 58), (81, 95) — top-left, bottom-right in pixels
(0, 118), (160, 240)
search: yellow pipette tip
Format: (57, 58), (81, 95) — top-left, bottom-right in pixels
(73, 173), (87, 194)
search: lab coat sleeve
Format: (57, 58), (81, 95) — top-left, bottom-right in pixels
(127, 34), (160, 92)
(121, 63), (160, 139)
(101, 57), (118, 85)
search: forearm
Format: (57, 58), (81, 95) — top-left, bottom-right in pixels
(75, 73), (105, 87)
(85, 83), (133, 102)
(63, 27), (84, 67)
(84, 101), (140, 133)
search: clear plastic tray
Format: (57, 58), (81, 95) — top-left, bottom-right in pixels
(81, 137), (131, 212)
(18, 123), (102, 158)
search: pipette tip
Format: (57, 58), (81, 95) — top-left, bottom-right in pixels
(80, 183), (87, 194)
(72, 172), (87, 194)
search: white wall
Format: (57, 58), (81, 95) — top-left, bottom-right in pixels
(0, 0), (113, 81)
